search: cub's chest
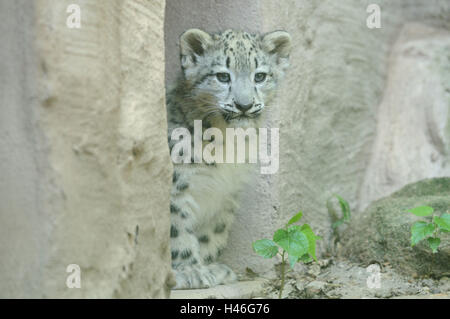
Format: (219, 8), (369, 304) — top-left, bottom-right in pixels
(174, 162), (251, 220)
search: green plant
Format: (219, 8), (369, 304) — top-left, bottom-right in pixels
(252, 211), (321, 299)
(407, 206), (450, 253)
(328, 194), (351, 229)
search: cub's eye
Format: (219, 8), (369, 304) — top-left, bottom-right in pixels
(216, 73), (231, 83)
(254, 72), (267, 83)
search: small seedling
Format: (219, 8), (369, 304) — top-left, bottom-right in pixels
(252, 211), (321, 299)
(329, 194), (351, 229)
(406, 206), (450, 253)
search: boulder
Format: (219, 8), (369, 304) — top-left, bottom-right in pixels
(341, 178), (450, 278)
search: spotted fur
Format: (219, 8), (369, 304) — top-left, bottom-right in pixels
(167, 29), (291, 289)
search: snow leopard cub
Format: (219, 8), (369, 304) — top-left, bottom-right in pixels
(167, 29), (291, 289)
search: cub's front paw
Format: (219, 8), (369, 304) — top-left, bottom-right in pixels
(172, 263), (237, 289)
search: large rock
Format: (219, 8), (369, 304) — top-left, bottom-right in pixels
(358, 23), (450, 212)
(341, 178), (450, 278)
(0, 0), (173, 298)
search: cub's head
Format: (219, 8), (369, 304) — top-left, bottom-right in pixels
(179, 29), (291, 126)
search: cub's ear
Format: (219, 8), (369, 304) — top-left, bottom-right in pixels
(180, 29), (212, 70)
(261, 31), (292, 60)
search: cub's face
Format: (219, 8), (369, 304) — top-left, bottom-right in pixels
(180, 29), (291, 126)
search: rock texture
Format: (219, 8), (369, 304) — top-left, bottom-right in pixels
(359, 23), (450, 212)
(170, 279), (267, 299)
(0, 0), (46, 299)
(341, 178), (450, 278)
(264, 1), (450, 270)
(0, 0), (173, 298)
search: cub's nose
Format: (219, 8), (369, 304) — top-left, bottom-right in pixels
(235, 102), (253, 112)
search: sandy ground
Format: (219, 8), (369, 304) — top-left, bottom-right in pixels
(171, 256), (449, 299)
(253, 258), (450, 299)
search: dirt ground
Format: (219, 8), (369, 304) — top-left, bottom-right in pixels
(246, 257), (450, 299)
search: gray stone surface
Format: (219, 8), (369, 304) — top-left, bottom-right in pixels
(341, 178), (450, 278)
(171, 279), (267, 299)
(0, 0), (47, 298)
(358, 23), (450, 212)
(265, 1), (450, 270)
(0, 0), (173, 298)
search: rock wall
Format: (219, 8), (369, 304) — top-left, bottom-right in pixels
(0, 0), (47, 298)
(263, 0), (450, 271)
(0, 0), (172, 298)
(358, 23), (450, 212)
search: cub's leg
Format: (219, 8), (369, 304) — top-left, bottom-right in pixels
(170, 170), (237, 289)
(195, 207), (237, 284)
(196, 207), (235, 265)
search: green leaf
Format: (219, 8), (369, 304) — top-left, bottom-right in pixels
(411, 221), (435, 246)
(332, 220), (345, 229)
(273, 227), (308, 258)
(434, 213), (450, 232)
(331, 195), (351, 229)
(407, 206), (434, 217)
(252, 239), (279, 259)
(427, 237), (441, 253)
(287, 211), (303, 226)
(336, 194), (351, 221)
(288, 254), (298, 269)
(298, 253), (313, 263)
(299, 224), (320, 261)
